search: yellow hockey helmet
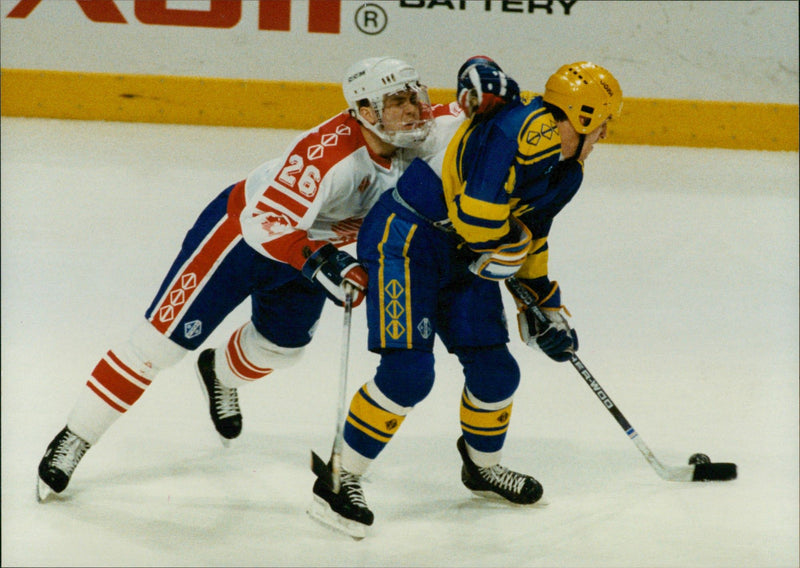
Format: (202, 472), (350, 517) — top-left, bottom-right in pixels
(543, 62), (622, 134)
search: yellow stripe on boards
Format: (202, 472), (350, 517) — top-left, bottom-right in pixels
(603, 97), (798, 152)
(0, 69), (345, 130)
(1, 69), (796, 151)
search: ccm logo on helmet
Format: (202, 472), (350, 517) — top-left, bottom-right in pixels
(348, 70), (367, 83)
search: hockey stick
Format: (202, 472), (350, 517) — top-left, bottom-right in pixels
(506, 277), (737, 482)
(310, 284), (354, 493)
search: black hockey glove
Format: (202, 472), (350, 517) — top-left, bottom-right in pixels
(507, 279), (578, 362)
(301, 243), (367, 307)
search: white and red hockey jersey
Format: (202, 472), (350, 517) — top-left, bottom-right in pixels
(229, 103), (465, 271)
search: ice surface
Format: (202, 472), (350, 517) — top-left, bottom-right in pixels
(2, 117), (798, 567)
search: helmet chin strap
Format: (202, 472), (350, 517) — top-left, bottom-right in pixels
(565, 133), (585, 163)
(361, 113), (430, 149)
(361, 116), (391, 143)
(352, 108), (392, 146)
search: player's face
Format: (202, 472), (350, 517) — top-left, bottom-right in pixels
(579, 120), (609, 161)
(381, 89), (423, 132)
(559, 119), (609, 161)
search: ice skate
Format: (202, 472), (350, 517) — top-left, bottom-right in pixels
(457, 436), (543, 505)
(307, 468), (373, 539)
(36, 426), (91, 502)
(196, 348), (242, 446)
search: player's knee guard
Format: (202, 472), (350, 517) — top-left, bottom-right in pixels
(373, 349), (435, 408)
(456, 345), (519, 459)
(341, 350), (434, 471)
(125, 319), (189, 376)
(456, 345), (520, 404)
(217, 322), (304, 387)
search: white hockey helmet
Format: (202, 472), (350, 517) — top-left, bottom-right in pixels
(342, 56), (433, 148)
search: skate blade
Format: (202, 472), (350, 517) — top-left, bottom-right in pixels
(36, 476), (55, 503)
(306, 496), (368, 540)
(468, 489), (549, 507)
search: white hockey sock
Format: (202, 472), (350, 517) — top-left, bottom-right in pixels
(215, 322), (303, 389)
(67, 380), (128, 446)
(341, 443), (374, 477)
(67, 321), (185, 445)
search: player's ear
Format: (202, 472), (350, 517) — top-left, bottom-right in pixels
(358, 105), (377, 125)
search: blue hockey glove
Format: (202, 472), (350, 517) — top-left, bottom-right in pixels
(468, 215), (532, 281)
(302, 243), (367, 307)
(457, 55), (520, 119)
(530, 309), (578, 362)
(507, 279), (578, 362)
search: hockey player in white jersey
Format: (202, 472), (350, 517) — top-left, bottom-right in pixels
(36, 56), (466, 502)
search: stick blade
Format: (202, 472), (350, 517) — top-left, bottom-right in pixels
(310, 450), (334, 488)
(692, 462), (737, 481)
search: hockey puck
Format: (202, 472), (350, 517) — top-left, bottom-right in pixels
(688, 453), (711, 465)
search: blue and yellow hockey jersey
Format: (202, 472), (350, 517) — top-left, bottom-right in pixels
(441, 95), (584, 297)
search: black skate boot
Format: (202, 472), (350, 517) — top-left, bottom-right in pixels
(457, 436), (543, 505)
(308, 468), (374, 539)
(196, 348), (242, 445)
(37, 426), (91, 502)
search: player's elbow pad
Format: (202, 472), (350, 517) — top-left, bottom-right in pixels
(468, 217), (532, 281)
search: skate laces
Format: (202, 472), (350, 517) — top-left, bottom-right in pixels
(478, 464), (527, 495)
(340, 471), (368, 508)
(212, 379), (240, 419)
(49, 431), (89, 475)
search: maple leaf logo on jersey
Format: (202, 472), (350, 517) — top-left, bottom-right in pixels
(331, 217), (362, 243)
(260, 212), (292, 237)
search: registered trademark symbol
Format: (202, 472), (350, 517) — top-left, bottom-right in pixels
(355, 3), (387, 35)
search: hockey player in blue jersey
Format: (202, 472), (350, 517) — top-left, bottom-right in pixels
(309, 57), (623, 537)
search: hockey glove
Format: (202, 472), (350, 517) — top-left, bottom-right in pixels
(469, 216), (532, 281)
(302, 243), (367, 307)
(456, 55), (521, 119)
(507, 279), (578, 362)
